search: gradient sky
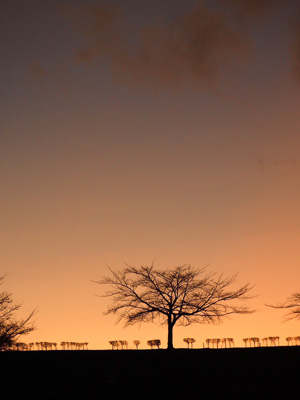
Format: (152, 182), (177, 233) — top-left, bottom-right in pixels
(1, 0), (300, 349)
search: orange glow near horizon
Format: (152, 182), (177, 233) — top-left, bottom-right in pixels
(1, 1), (300, 351)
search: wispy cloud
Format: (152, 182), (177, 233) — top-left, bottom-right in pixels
(29, 60), (72, 95)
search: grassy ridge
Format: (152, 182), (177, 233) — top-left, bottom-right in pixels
(1, 347), (300, 399)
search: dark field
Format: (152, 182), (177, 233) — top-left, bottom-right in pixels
(1, 346), (300, 399)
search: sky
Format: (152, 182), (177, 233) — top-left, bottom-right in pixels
(1, 0), (300, 350)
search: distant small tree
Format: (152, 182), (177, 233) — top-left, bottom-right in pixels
(0, 276), (36, 350)
(147, 339), (161, 349)
(183, 337), (196, 348)
(133, 340), (140, 349)
(109, 340), (118, 350)
(267, 292), (300, 321)
(94, 264), (254, 349)
(119, 340), (128, 349)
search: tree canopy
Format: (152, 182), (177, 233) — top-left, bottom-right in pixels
(0, 276), (36, 350)
(95, 264), (254, 349)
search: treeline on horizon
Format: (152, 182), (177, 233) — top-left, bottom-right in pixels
(1, 265), (299, 351)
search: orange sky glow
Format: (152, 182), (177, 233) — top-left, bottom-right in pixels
(1, 0), (300, 349)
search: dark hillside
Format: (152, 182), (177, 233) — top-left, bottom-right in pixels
(1, 347), (300, 399)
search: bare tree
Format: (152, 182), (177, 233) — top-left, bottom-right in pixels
(94, 264), (254, 349)
(267, 292), (300, 321)
(0, 276), (36, 350)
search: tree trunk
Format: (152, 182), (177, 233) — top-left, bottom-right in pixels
(167, 317), (174, 350)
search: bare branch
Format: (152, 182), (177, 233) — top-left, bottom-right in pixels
(0, 276), (36, 350)
(266, 292), (300, 322)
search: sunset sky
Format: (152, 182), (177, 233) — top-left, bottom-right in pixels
(1, 0), (300, 350)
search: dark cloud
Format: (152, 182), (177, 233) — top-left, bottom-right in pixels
(59, 0), (300, 89)
(291, 12), (300, 82)
(30, 62), (48, 79)
(294, 29), (300, 81)
(64, 1), (245, 88)
(256, 156), (299, 173)
(117, 2), (244, 87)
(60, 3), (124, 65)
(222, 0), (300, 84)
(220, 0), (278, 21)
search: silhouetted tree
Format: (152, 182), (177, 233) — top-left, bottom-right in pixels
(267, 292), (300, 321)
(0, 276), (36, 350)
(183, 337), (196, 348)
(147, 339), (161, 349)
(94, 264), (254, 349)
